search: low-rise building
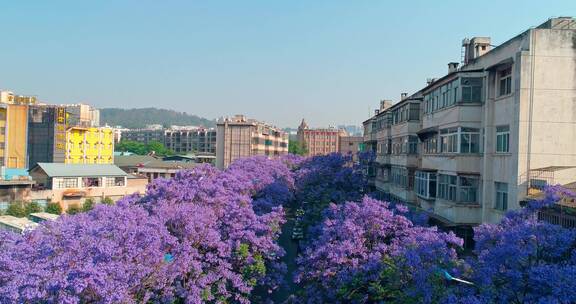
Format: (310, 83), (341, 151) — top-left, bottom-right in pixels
(29, 163), (147, 210)
(0, 215), (38, 233)
(29, 212), (59, 223)
(115, 155), (197, 182)
(216, 115), (288, 169)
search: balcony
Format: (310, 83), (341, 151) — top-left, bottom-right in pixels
(432, 199), (482, 225)
(421, 104), (482, 131)
(375, 154), (390, 165)
(390, 154), (419, 168)
(421, 153), (482, 174)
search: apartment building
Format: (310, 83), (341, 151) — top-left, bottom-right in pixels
(297, 119), (347, 156)
(120, 127), (165, 144)
(164, 127), (217, 155)
(364, 18), (576, 230)
(216, 115), (288, 169)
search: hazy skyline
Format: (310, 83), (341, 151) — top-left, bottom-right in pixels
(1, 1), (575, 128)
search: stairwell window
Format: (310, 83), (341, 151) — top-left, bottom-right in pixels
(495, 182), (509, 210)
(496, 125), (510, 153)
(498, 67), (512, 96)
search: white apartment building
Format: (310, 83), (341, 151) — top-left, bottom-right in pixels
(216, 115), (289, 169)
(364, 18), (576, 232)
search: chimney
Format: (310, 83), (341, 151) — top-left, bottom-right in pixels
(448, 62), (459, 74)
(463, 37), (491, 64)
(426, 78), (436, 85)
(380, 99), (393, 111)
(400, 93), (408, 100)
(374, 109), (380, 116)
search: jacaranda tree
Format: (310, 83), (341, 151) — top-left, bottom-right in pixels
(0, 156), (293, 304)
(295, 196), (464, 304)
(465, 186), (576, 304)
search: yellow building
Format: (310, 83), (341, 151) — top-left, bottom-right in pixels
(0, 104), (29, 169)
(65, 126), (114, 164)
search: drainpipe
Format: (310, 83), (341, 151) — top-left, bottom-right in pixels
(526, 30), (537, 193)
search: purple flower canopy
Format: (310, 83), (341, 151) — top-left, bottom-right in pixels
(1, 153), (574, 304)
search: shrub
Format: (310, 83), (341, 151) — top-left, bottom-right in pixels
(67, 205), (82, 215)
(5, 202), (27, 218)
(102, 197), (114, 205)
(82, 198), (95, 212)
(45, 202), (63, 215)
(24, 201), (43, 215)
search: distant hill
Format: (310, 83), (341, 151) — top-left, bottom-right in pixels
(100, 108), (216, 129)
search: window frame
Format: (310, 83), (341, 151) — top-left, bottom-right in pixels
(496, 125), (510, 153)
(498, 67), (512, 97)
(495, 182), (509, 210)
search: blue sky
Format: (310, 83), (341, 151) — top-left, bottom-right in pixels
(0, 1), (574, 128)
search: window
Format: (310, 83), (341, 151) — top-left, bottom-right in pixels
(106, 177), (126, 187)
(391, 166), (408, 188)
(409, 103), (420, 120)
(438, 174), (457, 201)
(423, 136), (437, 154)
(408, 136), (419, 154)
(57, 178), (78, 189)
(461, 77), (483, 102)
(460, 128), (480, 153)
(440, 128), (458, 153)
(498, 67), (512, 96)
(459, 176), (478, 203)
(82, 177), (101, 187)
(495, 182), (509, 210)
(415, 171), (437, 199)
(496, 125), (510, 153)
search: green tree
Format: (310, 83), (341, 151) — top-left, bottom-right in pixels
(67, 205), (82, 215)
(5, 202), (27, 218)
(25, 201), (43, 215)
(289, 140), (308, 156)
(115, 140), (147, 155)
(115, 140), (174, 156)
(82, 198), (95, 212)
(45, 202), (63, 215)
(146, 141), (174, 156)
(102, 197), (114, 205)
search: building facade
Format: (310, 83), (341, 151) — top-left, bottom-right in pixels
(64, 103), (100, 127)
(364, 18), (576, 229)
(164, 128), (217, 155)
(216, 115), (288, 169)
(28, 105), (68, 168)
(297, 119), (347, 157)
(118, 128), (165, 145)
(65, 126), (114, 164)
(0, 90), (37, 179)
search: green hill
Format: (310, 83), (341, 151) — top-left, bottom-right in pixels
(100, 108), (216, 129)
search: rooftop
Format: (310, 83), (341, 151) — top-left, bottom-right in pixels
(0, 215), (39, 231)
(32, 163), (128, 177)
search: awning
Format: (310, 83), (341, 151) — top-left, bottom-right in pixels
(417, 126), (438, 140)
(62, 190), (86, 197)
